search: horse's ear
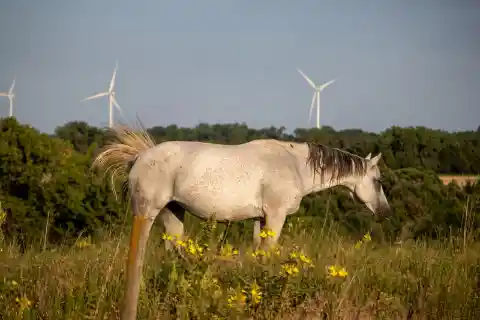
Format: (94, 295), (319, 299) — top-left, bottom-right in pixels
(365, 153), (372, 160)
(368, 153), (382, 167)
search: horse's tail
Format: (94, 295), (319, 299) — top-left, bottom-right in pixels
(92, 121), (156, 200)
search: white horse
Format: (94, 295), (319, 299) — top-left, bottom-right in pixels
(93, 124), (391, 320)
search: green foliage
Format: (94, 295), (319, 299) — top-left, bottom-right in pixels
(0, 118), (124, 247)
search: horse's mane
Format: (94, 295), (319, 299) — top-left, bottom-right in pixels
(306, 142), (367, 184)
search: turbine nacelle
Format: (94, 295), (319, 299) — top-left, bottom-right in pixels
(82, 60), (123, 128)
(297, 68), (336, 129)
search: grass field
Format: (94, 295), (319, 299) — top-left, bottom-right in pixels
(1, 214), (480, 320)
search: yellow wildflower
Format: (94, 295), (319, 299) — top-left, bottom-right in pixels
(250, 282), (262, 305)
(227, 290), (247, 308)
(0, 205), (6, 224)
(337, 268), (348, 278)
(280, 263), (300, 276)
(16, 295), (32, 311)
(184, 239), (204, 257)
(354, 241), (363, 249)
(259, 229), (276, 238)
(76, 237), (91, 249)
(327, 265), (338, 277)
(176, 240), (186, 247)
(289, 251), (313, 267)
(10, 280), (18, 286)
(363, 233), (372, 242)
(161, 233), (173, 241)
(299, 254), (313, 266)
(327, 265), (348, 278)
(251, 249), (267, 258)
(220, 243), (240, 258)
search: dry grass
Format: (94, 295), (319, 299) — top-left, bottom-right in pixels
(438, 175), (479, 187)
(1, 218), (479, 320)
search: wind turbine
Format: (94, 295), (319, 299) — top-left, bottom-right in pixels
(297, 68), (335, 129)
(82, 61), (122, 128)
(0, 78), (16, 117)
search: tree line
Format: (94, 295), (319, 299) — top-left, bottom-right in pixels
(1, 118), (479, 249)
(55, 121), (480, 174)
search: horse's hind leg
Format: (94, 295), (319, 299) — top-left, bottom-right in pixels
(122, 200), (163, 320)
(159, 201), (186, 251)
(253, 219), (265, 249)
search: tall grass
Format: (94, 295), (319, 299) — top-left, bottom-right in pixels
(1, 211), (480, 320)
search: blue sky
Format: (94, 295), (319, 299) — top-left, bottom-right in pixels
(0, 0), (479, 133)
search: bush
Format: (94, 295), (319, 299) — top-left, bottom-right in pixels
(0, 118), (123, 248)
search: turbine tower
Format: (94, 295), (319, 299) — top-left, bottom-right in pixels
(82, 61), (122, 128)
(297, 69), (335, 129)
(0, 78), (16, 117)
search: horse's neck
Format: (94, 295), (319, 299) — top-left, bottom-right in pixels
(293, 143), (354, 196)
(299, 170), (348, 196)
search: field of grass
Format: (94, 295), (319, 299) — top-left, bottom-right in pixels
(1, 214), (480, 320)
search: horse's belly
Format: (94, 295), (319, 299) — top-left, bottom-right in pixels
(180, 200), (261, 222)
(173, 181), (263, 221)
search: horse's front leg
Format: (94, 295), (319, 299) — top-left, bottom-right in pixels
(260, 204), (287, 250)
(259, 195), (301, 251)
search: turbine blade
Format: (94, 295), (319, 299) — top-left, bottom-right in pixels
(82, 92), (108, 101)
(297, 68), (316, 89)
(112, 96), (122, 112)
(308, 92), (316, 124)
(319, 79), (335, 91)
(109, 61), (118, 92)
(0, 93), (8, 97)
(9, 79), (15, 94)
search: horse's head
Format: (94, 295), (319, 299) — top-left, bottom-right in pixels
(349, 153), (391, 216)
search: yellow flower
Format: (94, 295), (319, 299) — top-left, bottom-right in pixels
(185, 240), (204, 257)
(251, 249), (267, 258)
(10, 280), (18, 286)
(227, 291), (247, 308)
(161, 233), (173, 241)
(289, 251), (313, 267)
(16, 295), (32, 311)
(280, 263), (300, 276)
(363, 233), (372, 242)
(299, 254), (313, 266)
(259, 229), (276, 238)
(354, 241), (362, 249)
(220, 243), (240, 258)
(327, 265), (338, 277)
(327, 265), (348, 278)
(337, 268), (348, 278)
(176, 240), (186, 247)
(76, 237), (91, 249)
(0, 207), (6, 224)
(250, 282), (262, 305)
